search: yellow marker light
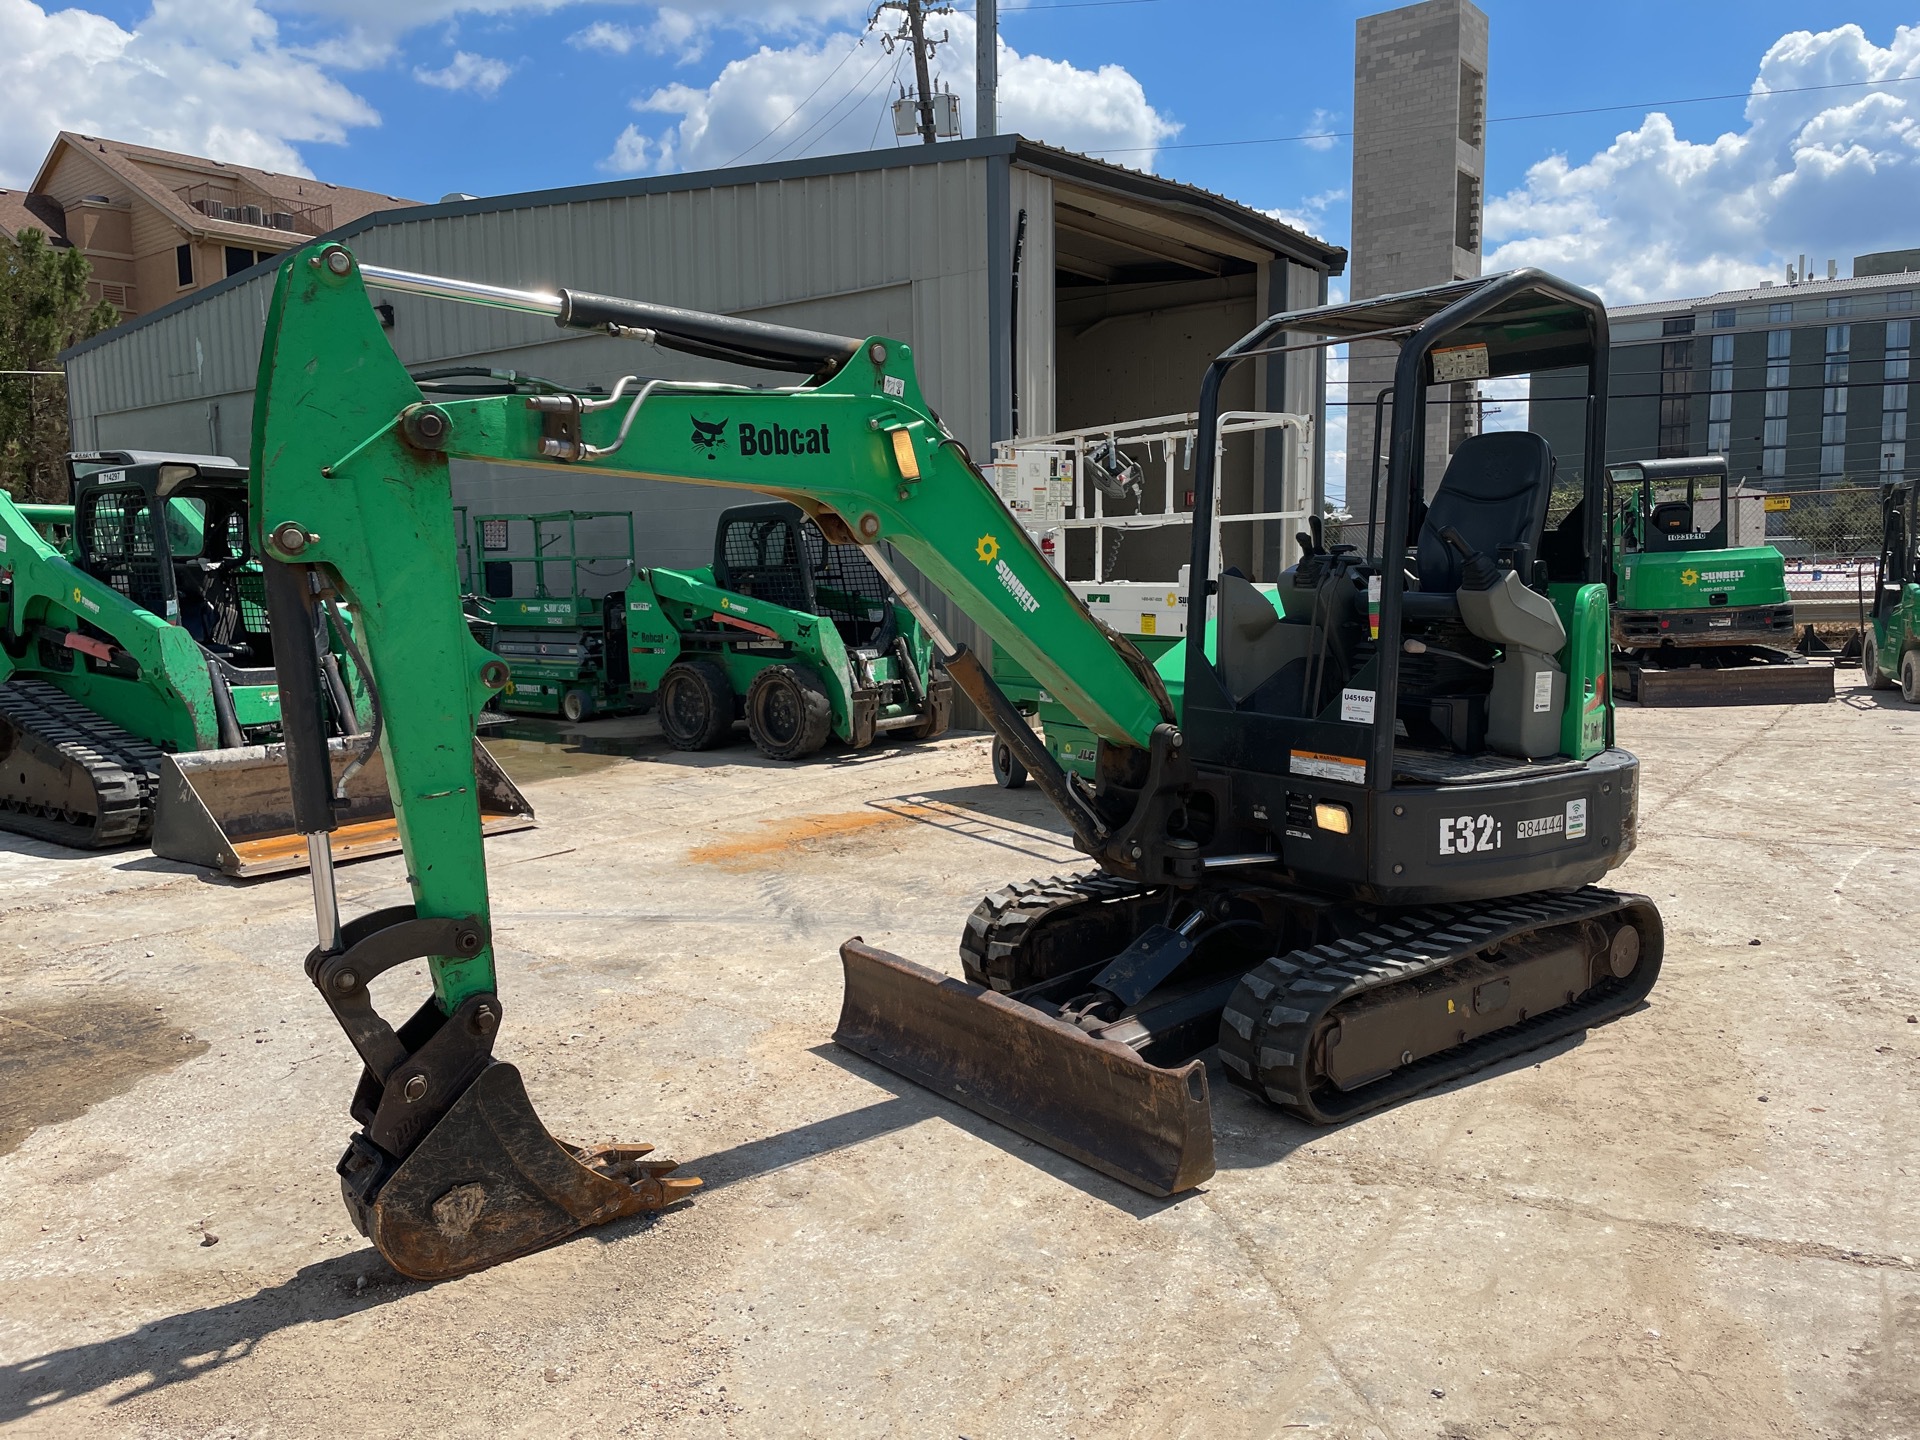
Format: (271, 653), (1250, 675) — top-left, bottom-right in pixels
(1313, 802), (1351, 835)
(889, 427), (921, 480)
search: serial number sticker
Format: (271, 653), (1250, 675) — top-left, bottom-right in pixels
(1533, 669), (1554, 713)
(1566, 798), (1589, 839)
(1340, 687), (1376, 724)
(1290, 749), (1366, 785)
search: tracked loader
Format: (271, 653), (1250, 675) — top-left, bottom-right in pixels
(0, 452), (531, 873)
(245, 244), (1661, 1279)
(1608, 455), (1830, 704)
(1862, 478), (1920, 700)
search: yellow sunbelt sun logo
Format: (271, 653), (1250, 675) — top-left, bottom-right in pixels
(976, 533), (1000, 564)
(1680, 567), (1700, 587)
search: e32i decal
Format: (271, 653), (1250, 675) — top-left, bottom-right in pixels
(1438, 813), (1501, 854)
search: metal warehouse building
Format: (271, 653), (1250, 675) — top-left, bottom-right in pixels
(60, 135), (1343, 656)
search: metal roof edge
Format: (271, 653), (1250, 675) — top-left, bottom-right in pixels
(63, 133), (1347, 362)
(1007, 140), (1346, 273)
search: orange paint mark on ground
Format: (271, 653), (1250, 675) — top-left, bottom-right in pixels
(688, 804), (939, 868)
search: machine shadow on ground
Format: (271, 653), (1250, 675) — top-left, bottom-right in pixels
(0, 1252), (419, 1424)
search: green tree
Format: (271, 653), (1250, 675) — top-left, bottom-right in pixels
(0, 228), (121, 502)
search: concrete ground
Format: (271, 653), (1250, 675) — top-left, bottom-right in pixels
(1, 675), (1916, 1439)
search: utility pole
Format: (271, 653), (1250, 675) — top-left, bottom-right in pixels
(907, 0), (937, 144)
(874, 0), (952, 145)
(976, 0), (997, 138)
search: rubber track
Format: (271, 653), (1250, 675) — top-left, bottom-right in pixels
(0, 677), (163, 848)
(959, 870), (1155, 992)
(1216, 886), (1662, 1125)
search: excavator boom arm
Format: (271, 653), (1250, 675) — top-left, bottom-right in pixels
(251, 243), (1168, 1009)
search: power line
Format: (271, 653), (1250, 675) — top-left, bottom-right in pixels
(719, 39), (869, 168)
(1086, 72), (1920, 157)
(765, 45), (898, 163)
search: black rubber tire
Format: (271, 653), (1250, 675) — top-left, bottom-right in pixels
(1903, 650), (1920, 704)
(1863, 630), (1895, 690)
(745, 663), (833, 760)
(992, 735), (1028, 789)
(560, 688), (594, 723)
(658, 659), (735, 750)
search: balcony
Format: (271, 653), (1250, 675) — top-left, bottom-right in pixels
(174, 182), (333, 237)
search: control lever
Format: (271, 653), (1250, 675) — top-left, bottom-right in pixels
(1440, 526), (1500, 592)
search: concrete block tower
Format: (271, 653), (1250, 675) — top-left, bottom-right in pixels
(1345, 0), (1488, 521)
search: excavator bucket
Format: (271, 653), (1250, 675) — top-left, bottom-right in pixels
(834, 940), (1215, 1197)
(349, 1062), (699, 1282)
(152, 737), (534, 877)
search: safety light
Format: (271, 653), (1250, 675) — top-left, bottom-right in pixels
(1313, 802), (1351, 835)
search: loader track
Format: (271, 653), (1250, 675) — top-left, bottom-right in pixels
(960, 870), (1162, 993)
(1216, 886), (1662, 1125)
(0, 677), (163, 849)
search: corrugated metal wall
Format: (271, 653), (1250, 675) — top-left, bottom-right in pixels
(66, 159), (1005, 673)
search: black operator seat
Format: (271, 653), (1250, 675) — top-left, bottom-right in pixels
(1415, 431), (1556, 595)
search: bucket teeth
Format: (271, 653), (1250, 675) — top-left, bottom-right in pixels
(362, 1062), (699, 1280)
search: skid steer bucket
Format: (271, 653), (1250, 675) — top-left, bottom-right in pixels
(152, 737), (534, 877)
(834, 940), (1215, 1197)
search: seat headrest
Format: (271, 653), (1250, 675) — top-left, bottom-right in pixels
(1434, 432), (1554, 503)
(1651, 501), (1694, 533)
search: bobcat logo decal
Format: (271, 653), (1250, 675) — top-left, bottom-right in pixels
(690, 416), (729, 455)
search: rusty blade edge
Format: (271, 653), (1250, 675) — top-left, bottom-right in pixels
(834, 938), (1215, 1198)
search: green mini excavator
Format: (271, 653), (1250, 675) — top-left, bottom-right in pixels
(249, 242), (1662, 1280)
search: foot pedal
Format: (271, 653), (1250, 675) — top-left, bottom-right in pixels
(352, 1061), (699, 1280)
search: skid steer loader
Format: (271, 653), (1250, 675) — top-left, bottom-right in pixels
(0, 452), (532, 874)
(243, 243), (1661, 1279)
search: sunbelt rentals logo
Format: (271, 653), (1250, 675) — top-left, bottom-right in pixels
(1680, 566), (1745, 587)
(977, 533), (1039, 614)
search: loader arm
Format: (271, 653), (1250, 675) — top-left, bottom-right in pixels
(248, 242), (1174, 1277)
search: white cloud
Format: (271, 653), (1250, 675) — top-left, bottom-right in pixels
(1301, 107), (1340, 152)
(0, 0), (379, 184)
(1261, 189), (1344, 244)
(600, 123), (653, 176)
(569, 9), (706, 64)
(413, 48), (512, 97)
(1485, 22), (1920, 304)
(613, 12), (1178, 175)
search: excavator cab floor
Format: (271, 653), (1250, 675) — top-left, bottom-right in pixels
(344, 1061), (698, 1281)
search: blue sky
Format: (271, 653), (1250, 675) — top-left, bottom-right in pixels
(6, 1), (1918, 495)
(8, 0), (1917, 285)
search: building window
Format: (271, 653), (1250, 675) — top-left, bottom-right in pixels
(1827, 296), (1852, 318)
(1821, 323), (1851, 484)
(1886, 318), (1911, 478)
(1662, 315), (1696, 336)
(1707, 332), (1734, 453)
(1769, 301), (1793, 323)
(1763, 329), (1791, 480)
(224, 246), (256, 278)
(1458, 63), (1485, 146)
(1453, 170), (1482, 251)
(176, 244), (193, 288)
(1658, 337), (1694, 457)
(1712, 308), (1736, 329)
(1890, 291), (1913, 313)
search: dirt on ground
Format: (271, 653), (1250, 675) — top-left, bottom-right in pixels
(0, 676), (1916, 1438)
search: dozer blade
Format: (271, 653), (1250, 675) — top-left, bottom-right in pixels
(152, 737), (535, 877)
(354, 1062), (699, 1281)
(834, 940), (1214, 1197)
